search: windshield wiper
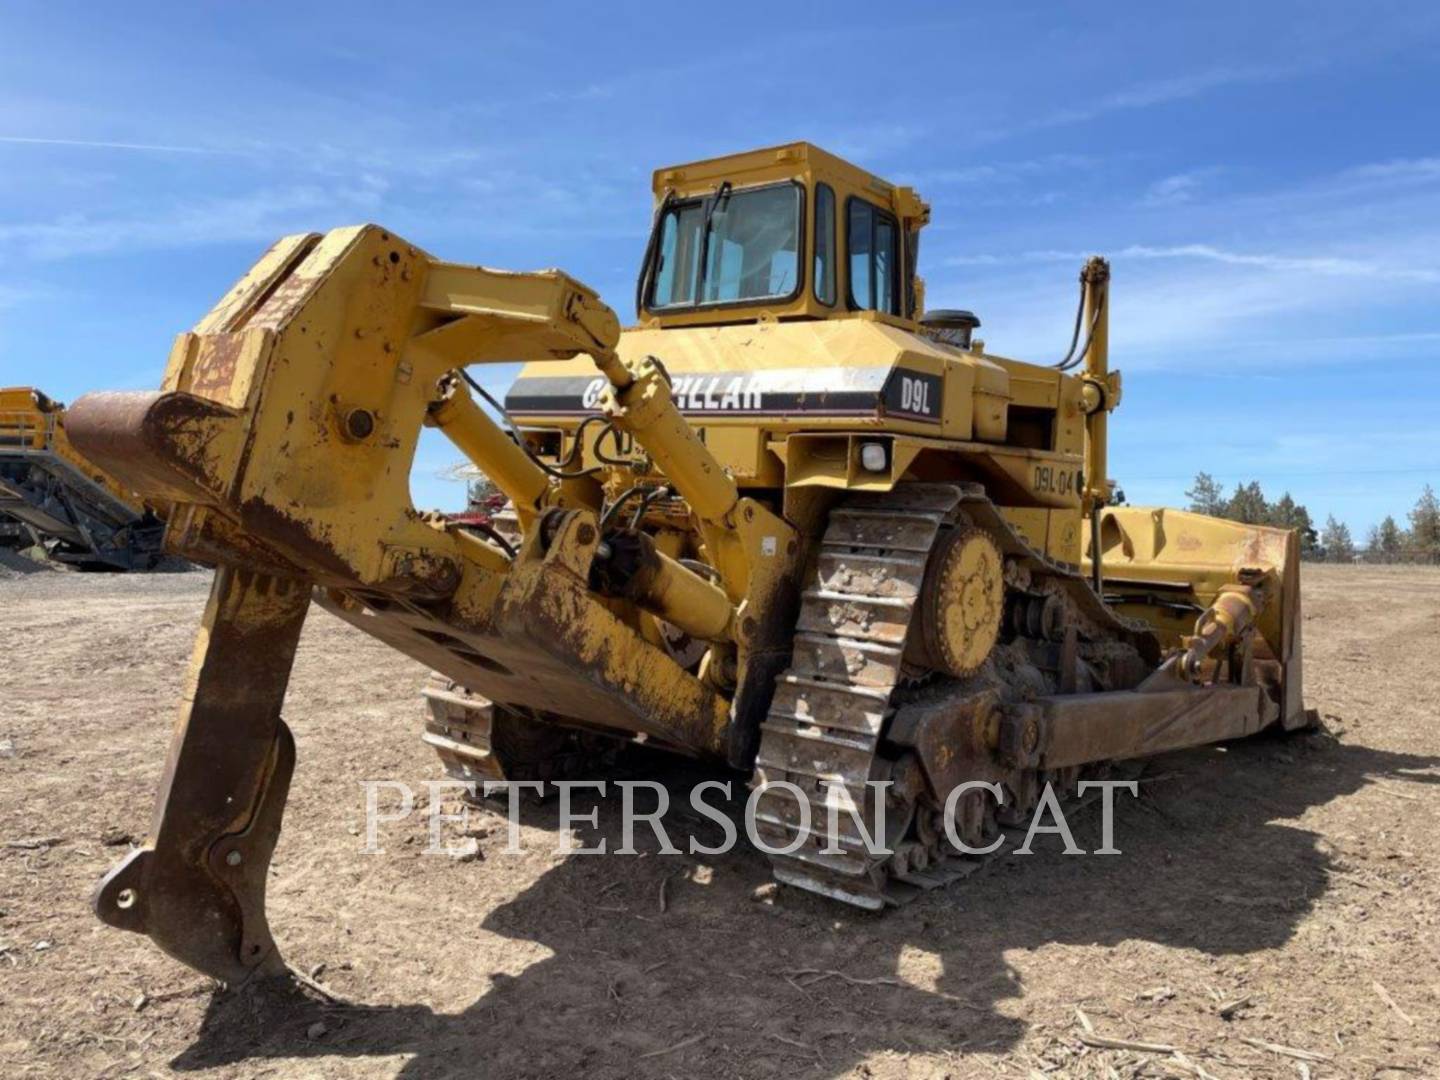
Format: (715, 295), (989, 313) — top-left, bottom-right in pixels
(635, 189), (677, 316)
(692, 181), (732, 304)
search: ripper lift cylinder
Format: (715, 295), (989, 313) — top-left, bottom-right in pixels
(621, 532), (735, 642)
(597, 354), (740, 527)
(592, 351), (759, 607)
(427, 376), (549, 516)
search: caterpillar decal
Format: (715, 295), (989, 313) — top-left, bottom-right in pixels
(509, 365), (943, 423)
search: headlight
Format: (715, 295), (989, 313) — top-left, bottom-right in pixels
(859, 442), (888, 473)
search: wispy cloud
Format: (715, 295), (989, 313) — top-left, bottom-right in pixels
(896, 154), (1098, 189)
(1083, 64), (1292, 114)
(0, 180), (388, 261)
(1118, 243), (1440, 283)
(976, 64), (1297, 142)
(1335, 156), (1440, 186)
(1141, 168), (1222, 207)
(1225, 330), (1440, 349)
(0, 134), (243, 155)
(944, 242), (1440, 284)
(928, 229), (1440, 374)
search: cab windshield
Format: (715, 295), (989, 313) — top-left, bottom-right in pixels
(646, 182), (802, 309)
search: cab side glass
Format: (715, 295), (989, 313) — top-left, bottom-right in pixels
(848, 199), (873, 311)
(874, 217), (896, 314)
(814, 183), (836, 305)
(846, 198), (900, 314)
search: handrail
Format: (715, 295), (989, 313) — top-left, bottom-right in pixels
(0, 410), (56, 449)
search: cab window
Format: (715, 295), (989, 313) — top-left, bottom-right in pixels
(847, 198), (899, 314)
(814, 183), (836, 305)
(648, 182), (803, 309)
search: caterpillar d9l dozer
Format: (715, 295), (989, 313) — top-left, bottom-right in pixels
(68, 142), (1305, 984)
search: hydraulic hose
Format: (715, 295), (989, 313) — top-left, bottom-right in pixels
(458, 369), (605, 480)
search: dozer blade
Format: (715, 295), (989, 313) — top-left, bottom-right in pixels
(91, 567), (310, 984)
(1089, 506), (1305, 729)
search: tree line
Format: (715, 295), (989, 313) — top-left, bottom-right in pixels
(1183, 474), (1440, 564)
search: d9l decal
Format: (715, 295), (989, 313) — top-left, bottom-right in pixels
(882, 369), (942, 422)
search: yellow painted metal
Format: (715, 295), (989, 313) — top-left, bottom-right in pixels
(911, 526), (1005, 677)
(1085, 507), (1305, 728)
(521, 319), (1014, 443)
(426, 376), (552, 526)
(449, 526), (513, 575)
(58, 145), (1306, 772)
(641, 142), (930, 329)
(600, 354), (740, 524)
(110, 225), (621, 595)
(595, 351), (797, 606)
(781, 430), (1083, 513)
(1080, 257), (1113, 513)
(1180, 580), (1267, 680)
(0, 387), (56, 451)
(69, 141), (1313, 986)
(65, 224), (751, 764)
(626, 541), (736, 643)
(65, 146), (1305, 745)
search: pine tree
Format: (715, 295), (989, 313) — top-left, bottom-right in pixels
(1226, 481), (1269, 525)
(1269, 492), (1298, 528)
(1365, 524), (1382, 558)
(1378, 515), (1405, 559)
(1264, 491), (1318, 555)
(1297, 509), (1320, 557)
(1185, 472), (1225, 517)
(1321, 514), (1355, 563)
(1409, 484), (1440, 558)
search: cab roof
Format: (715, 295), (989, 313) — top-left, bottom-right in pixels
(652, 141), (898, 204)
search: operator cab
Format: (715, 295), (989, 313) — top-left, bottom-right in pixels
(635, 142), (930, 328)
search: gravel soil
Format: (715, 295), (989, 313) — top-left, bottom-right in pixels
(1, 564), (1437, 1078)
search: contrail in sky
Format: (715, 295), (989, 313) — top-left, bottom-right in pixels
(0, 135), (240, 155)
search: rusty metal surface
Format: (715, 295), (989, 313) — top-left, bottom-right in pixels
(888, 687), (1003, 795)
(65, 390), (241, 508)
(92, 567), (310, 984)
(313, 514), (735, 760)
(422, 679), (507, 784)
(1024, 682), (1270, 770)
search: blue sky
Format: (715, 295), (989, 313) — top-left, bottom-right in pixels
(2, 2), (1438, 534)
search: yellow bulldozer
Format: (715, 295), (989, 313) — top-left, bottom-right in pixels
(68, 142), (1305, 984)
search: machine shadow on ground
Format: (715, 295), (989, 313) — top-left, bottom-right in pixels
(171, 723), (1439, 1078)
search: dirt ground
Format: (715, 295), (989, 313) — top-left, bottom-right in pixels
(1, 564), (1437, 1079)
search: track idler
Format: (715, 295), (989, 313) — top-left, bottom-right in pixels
(92, 568), (310, 984)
